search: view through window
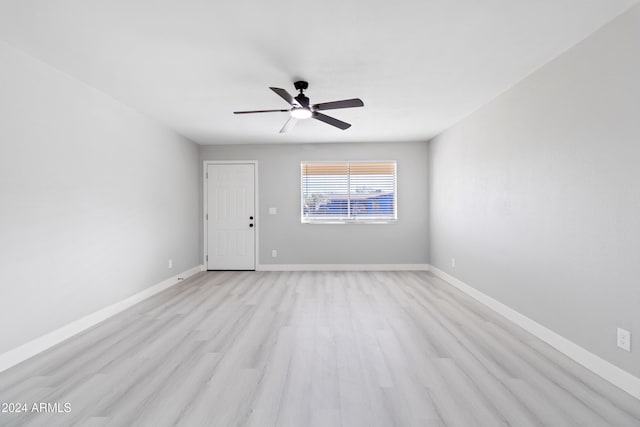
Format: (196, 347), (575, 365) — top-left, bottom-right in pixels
(301, 161), (397, 223)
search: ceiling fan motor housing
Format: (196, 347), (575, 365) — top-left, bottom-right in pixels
(295, 94), (310, 108)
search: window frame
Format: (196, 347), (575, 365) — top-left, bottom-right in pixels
(300, 160), (398, 224)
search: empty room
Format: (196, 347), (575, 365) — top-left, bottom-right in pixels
(1, 1), (639, 426)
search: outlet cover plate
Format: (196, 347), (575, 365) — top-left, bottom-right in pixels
(617, 328), (631, 352)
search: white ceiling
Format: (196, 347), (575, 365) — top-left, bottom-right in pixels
(1, 0), (637, 145)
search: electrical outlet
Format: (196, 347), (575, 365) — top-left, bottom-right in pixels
(617, 328), (631, 352)
(168, 259), (173, 269)
(271, 250), (278, 258)
(269, 207), (277, 215)
(451, 258), (456, 268)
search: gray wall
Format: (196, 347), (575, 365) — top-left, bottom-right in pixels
(201, 141), (429, 266)
(429, 5), (640, 376)
(0, 41), (201, 354)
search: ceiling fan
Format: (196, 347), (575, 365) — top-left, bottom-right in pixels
(233, 81), (364, 133)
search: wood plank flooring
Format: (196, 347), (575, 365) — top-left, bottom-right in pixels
(0, 271), (639, 426)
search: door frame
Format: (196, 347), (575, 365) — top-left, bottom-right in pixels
(203, 160), (259, 270)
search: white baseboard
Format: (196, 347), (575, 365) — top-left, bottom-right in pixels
(256, 263), (430, 272)
(428, 265), (640, 401)
(0, 264), (203, 373)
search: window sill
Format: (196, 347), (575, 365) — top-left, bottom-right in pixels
(301, 220), (397, 225)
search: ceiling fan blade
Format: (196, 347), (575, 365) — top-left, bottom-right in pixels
(313, 112), (351, 130)
(233, 109), (289, 114)
(279, 116), (298, 133)
(270, 87), (296, 106)
(312, 98), (364, 111)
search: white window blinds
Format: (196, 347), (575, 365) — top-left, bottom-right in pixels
(301, 161), (397, 223)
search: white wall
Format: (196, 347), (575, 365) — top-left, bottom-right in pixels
(200, 141), (429, 267)
(0, 41), (200, 355)
(429, 5), (640, 376)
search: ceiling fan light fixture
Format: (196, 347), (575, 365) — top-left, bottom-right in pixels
(290, 108), (312, 119)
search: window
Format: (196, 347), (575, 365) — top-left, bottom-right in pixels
(301, 161), (397, 223)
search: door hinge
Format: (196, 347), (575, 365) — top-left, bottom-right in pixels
(206, 255), (208, 261)
(206, 172), (208, 179)
(206, 213), (208, 220)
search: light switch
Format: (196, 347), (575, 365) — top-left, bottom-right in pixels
(269, 207), (277, 215)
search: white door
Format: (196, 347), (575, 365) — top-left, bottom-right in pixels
(206, 163), (255, 270)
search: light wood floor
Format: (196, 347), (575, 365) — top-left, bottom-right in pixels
(1, 271), (639, 426)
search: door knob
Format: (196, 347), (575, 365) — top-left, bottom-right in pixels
(249, 216), (254, 220)
(249, 223), (254, 228)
